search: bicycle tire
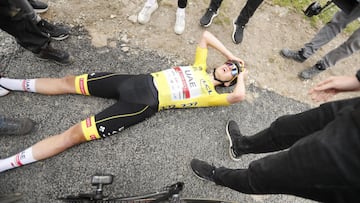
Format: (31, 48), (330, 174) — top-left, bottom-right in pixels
(180, 198), (235, 203)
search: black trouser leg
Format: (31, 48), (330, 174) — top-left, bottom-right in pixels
(209, 0), (222, 10)
(178, 0), (187, 8)
(237, 97), (360, 154)
(236, 0), (264, 26)
(0, 0), (49, 53)
(214, 98), (360, 203)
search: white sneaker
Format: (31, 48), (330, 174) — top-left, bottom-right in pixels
(0, 85), (10, 96)
(174, 12), (185, 35)
(137, 2), (159, 24)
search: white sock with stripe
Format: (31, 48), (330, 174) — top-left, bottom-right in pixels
(0, 147), (37, 172)
(0, 78), (36, 92)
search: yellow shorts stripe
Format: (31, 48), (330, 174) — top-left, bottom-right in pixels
(75, 74), (90, 96)
(96, 106), (149, 124)
(81, 116), (101, 141)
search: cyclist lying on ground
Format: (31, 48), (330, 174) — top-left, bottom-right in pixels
(0, 31), (247, 172)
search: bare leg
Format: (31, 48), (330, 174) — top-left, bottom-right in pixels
(0, 75), (77, 95)
(32, 123), (86, 160)
(34, 75), (77, 95)
(0, 123), (87, 172)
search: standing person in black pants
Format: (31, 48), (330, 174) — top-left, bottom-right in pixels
(0, 0), (72, 64)
(191, 70), (360, 202)
(200, 0), (263, 44)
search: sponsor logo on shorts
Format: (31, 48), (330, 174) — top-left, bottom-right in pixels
(90, 135), (97, 140)
(86, 118), (92, 128)
(79, 78), (86, 95)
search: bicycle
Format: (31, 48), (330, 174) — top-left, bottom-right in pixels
(57, 174), (235, 203)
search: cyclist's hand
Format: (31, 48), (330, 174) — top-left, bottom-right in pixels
(229, 56), (245, 67)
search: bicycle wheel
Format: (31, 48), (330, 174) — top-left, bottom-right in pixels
(180, 198), (235, 203)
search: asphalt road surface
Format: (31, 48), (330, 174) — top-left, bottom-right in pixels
(0, 27), (313, 203)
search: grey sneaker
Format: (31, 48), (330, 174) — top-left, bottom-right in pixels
(190, 159), (215, 182)
(299, 60), (326, 80)
(0, 116), (35, 135)
(226, 120), (244, 161)
(280, 48), (307, 63)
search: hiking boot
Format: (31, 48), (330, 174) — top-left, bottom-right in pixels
(190, 159), (215, 182)
(28, 0), (48, 14)
(299, 60), (326, 80)
(37, 19), (69, 41)
(226, 120), (244, 161)
(137, 2), (159, 24)
(0, 116), (35, 135)
(36, 43), (73, 65)
(280, 48), (307, 63)
(199, 8), (218, 27)
(174, 11), (185, 35)
(232, 20), (245, 44)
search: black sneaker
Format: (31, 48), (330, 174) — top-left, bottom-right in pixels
(36, 43), (73, 65)
(232, 20), (245, 44)
(226, 120), (244, 161)
(28, 0), (48, 14)
(190, 159), (215, 182)
(280, 48), (307, 63)
(0, 116), (35, 135)
(299, 60), (326, 80)
(37, 19), (69, 41)
(200, 8), (218, 27)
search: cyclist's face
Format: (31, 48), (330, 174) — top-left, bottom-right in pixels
(214, 63), (236, 82)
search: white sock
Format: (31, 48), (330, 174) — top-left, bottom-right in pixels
(0, 147), (37, 172)
(177, 7), (185, 15)
(0, 78), (36, 92)
(145, 0), (157, 6)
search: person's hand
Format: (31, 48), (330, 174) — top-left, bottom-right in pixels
(229, 56), (245, 67)
(309, 75), (360, 102)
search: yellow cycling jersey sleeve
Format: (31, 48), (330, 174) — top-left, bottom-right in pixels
(193, 46), (208, 69)
(75, 74), (90, 96)
(151, 46), (230, 111)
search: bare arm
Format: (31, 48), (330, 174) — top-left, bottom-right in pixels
(226, 69), (247, 104)
(309, 73), (360, 102)
(198, 31), (244, 65)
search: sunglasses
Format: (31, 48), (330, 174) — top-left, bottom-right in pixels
(225, 61), (239, 77)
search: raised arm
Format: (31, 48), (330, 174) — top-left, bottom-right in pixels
(309, 70), (360, 102)
(198, 31), (244, 64)
(226, 69), (247, 104)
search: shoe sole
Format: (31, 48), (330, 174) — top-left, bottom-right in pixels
(34, 7), (49, 14)
(200, 12), (218, 28)
(231, 20), (240, 44)
(51, 34), (69, 41)
(225, 121), (241, 162)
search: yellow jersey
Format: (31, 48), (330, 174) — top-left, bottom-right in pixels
(151, 46), (230, 111)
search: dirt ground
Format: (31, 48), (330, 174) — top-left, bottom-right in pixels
(43, 0), (359, 106)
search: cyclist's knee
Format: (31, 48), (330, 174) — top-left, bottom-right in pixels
(61, 123), (87, 147)
(60, 75), (76, 93)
